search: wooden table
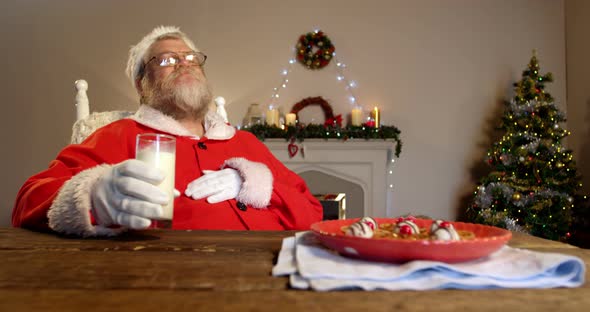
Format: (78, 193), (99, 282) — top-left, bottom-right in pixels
(0, 228), (588, 311)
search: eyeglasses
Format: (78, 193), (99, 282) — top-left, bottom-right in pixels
(145, 51), (207, 68)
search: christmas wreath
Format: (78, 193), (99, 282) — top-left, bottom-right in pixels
(290, 96), (337, 126)
(296, 31), (335, 70)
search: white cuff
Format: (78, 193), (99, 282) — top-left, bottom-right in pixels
(223, 157), (273, 208)
(47, 164), (125, 237)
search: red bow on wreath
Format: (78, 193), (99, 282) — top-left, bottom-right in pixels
(324, 114), (343, 128)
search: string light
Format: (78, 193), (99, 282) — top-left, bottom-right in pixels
(267, 32), (363, 111)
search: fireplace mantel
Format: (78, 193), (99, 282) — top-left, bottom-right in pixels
(263, 139), (396, 217)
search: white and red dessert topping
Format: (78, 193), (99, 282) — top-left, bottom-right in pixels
(359, 217), (377, 231)
(345, 222), (373, 238)
(393, 216), (420, 235)
(345, 217), (378, 238)
(430, 220), (460, 241)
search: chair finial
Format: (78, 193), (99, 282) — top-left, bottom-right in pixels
(75, 79), (89, 120)
(75, 79), (88, 91)
(215, 96), (228, 123)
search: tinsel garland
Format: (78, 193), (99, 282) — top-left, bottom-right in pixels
(474, 182), (571, 210)
(244, 123), (402, 158)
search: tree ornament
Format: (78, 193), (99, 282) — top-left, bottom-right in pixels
(296, 30), (335, 70)
(512, 192), (522, 201)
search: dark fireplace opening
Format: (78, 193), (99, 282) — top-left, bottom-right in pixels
(299, 170), (364, 219)
(315, 193), (346, 220)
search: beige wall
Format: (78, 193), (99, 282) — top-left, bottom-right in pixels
(0, 0), (572, 226)
(565, 0), (590, 196)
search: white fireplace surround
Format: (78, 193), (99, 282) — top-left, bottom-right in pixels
(263, 139), (396, 217)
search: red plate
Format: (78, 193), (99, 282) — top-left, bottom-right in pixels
(311, 218), (512, 263)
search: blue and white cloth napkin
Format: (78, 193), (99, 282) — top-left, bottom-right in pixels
(272, 232), (586, 291)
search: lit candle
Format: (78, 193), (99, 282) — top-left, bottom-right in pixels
(285, 113), (297, 126)
(273, 109), (280, 126)
(371, 106), (380, 128)
(266, 108), (279, 127)
(351, 108), (362, 126)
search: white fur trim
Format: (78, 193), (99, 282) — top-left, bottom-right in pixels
(130, 105), (194, 136)
(223, 158), (273, 208)
(131, 105), (235, 140)
(126, 25), (199, 85)
(48, 165), (125, 237)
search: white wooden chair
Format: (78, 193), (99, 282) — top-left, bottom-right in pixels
(71, 79), (228, 144)
(71, 80), (133, 144)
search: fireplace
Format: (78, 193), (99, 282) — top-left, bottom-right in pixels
(263, 139), (396, 218)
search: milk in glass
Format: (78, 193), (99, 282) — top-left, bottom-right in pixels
(135, 134), (176, 220)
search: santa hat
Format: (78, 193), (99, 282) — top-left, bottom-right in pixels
(125, 25), (199, 85)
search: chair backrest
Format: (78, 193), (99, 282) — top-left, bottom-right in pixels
(71, 110), (134, 144)
(71, 79), (229, 144)
(71, 79), (133, 144)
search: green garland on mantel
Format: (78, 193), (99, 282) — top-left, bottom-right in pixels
(244, 124), (402, 157)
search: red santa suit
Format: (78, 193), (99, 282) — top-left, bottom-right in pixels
(13, 105), (323, 236)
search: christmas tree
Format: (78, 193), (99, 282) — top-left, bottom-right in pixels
(467, 51), (582, 241)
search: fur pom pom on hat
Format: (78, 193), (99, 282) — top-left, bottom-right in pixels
(125, 25), (199, 85)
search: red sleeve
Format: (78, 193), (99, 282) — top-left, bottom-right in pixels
(12, 121), (137, 231)
(269, 167), (324, 230)
(239, 132), (323, 230)
(12, 161), (72, 231)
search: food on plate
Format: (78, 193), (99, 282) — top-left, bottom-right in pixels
(342, 216), (475, 241)
(359, 216), (377, 230)
(344, 221), (373, 238)
(344, 217), (377, 238)
(430, 220), (461, 241)
(392, 217), (420, 235)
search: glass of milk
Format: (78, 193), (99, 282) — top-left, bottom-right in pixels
(135, 133), (176, 227)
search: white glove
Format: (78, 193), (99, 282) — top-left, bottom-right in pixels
(91, 159), (170, 229)
(184, 168), (243, 204)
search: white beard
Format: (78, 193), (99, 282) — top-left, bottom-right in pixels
(143, 69), (213, 120)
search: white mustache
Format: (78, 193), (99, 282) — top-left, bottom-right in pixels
(167, 67), (201, 82)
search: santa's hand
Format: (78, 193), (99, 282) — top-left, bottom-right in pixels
(91, 159), (170, 229)
(184, 168), (243, 204)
